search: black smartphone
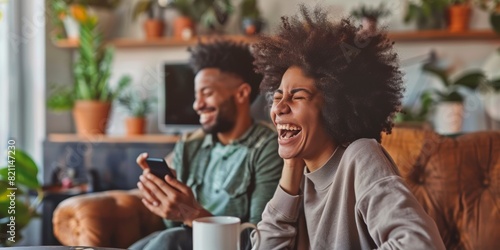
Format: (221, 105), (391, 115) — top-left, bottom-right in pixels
(145, 157), (175, 181)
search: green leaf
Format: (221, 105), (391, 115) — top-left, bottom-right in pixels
(133, 0), (152, 20)
(439, 90), (464, 102)
(0, 150), (40, 189)
(46, 85), (75, 111)
(453, 71), (486, 90)
(489, 78), (500, 91)
(422, 63), (450, 86)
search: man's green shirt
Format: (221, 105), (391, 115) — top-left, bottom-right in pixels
(167, 122), (283, 226)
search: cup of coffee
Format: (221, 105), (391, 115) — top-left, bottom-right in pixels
(193, 216), (261, 250)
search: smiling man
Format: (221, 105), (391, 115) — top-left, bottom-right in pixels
(130, 40), (283, 250)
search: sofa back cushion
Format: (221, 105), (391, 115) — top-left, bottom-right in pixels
(381, 128), (500, 250)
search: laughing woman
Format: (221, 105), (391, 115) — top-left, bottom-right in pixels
(251, 5), (445, 250)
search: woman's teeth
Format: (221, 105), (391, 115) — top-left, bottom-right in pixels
(277, 124), (302, 139)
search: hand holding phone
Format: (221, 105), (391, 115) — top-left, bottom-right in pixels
(145, 157), (175, 182)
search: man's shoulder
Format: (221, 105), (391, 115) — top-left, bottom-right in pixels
(179, 128), (206, 144)
(247, 121), (278, 147)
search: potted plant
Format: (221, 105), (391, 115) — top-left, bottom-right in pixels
(448, 0), (472, 32)
(0, 149), (43, 246)
(118, 91), (156, 135)
(350, 2), (391, 34)
(422, 61), (486, 134)
(133, 0), (167, 39)
(49, 0), (122, 43)
(240, 0), (264, 35)
(404, 0), (448, 30)
(394, 91), (434, 129)
(197, 0), (234, 34)
(47, 12), (131, 135)
(167, 0), (199, 40)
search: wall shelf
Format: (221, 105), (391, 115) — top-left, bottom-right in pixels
(54, 35), (260, 49)
(53, 30), (500, 49)
(388, 30), (500, 41)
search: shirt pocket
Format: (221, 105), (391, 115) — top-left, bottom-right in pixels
(221, 169), (251, 219)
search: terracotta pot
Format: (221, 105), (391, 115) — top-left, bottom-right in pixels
(73, 101), (111, 135)
(174, 16), (195, 40)
(144, 19), (164, 39)
(448, 4), (471, 32)
(126, 117), (146, 135)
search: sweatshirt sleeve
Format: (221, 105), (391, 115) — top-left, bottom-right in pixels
(251, 185), (303, 250)
(357, 176), (446, 250)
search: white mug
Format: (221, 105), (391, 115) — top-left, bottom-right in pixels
(193, 216), (261, 250)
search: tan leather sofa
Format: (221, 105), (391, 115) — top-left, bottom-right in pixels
(52, 128), (500, 249)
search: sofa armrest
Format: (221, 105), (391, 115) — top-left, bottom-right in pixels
(53, 189), (165, 248)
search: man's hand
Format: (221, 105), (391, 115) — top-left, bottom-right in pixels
(136, 152), (149, 170)
(137, 170), (211, 226)
(136, 152), (177, 176)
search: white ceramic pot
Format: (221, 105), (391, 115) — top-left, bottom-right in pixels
(434, 102), (464, 135)
(62, 16), (79, 42)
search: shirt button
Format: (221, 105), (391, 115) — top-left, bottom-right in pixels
(215, 189), (219, 193)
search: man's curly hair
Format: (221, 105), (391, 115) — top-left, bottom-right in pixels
(188, 39), (263, 103)
(252, 5), (404, 144)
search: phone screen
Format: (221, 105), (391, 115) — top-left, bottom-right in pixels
(145, 157), (174, 181)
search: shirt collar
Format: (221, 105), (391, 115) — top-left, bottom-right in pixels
(304, 145), (346, 190)
(201, 121), (257, 148)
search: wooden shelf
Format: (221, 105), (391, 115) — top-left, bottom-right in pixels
(47, 134), (180, 143)
(54, 35), (261, 49)
(53, 30), (500, 49)
(388, 29), (500, 41)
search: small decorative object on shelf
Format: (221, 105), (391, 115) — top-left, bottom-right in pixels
(118, 89), (156, 135)
(240, 0), (264, 35)
(421, 52), (487, 134)
(47, 12), (131, 135)
(404, 0), (448, 30)
(350, 2), (391, 35)
(448, 0), (472, 32)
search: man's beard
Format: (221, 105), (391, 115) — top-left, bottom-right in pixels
(201, 96), (237, 134)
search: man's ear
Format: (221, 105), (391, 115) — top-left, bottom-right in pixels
(235, 83), (251, 104)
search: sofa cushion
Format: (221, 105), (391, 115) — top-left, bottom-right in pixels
(382, 128), (500, 250)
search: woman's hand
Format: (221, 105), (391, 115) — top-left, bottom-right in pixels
(279, 158), (306, 195)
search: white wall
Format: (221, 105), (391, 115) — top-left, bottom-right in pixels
(46, 0), (500, 135)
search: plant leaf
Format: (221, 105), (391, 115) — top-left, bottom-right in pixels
(0, 150), (40, 189)
(489, 78), (500, 91)
(422, 63), (450, 86)
(453, 71), (486, 90)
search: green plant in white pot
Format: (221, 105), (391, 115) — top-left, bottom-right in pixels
(422, 62), (486, 134)
(47, 12), (131, 135)
(118, 91), (156, 135)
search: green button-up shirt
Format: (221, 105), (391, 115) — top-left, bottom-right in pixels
(166, 122), (283, 226)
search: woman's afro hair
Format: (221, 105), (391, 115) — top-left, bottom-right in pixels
(188, 39), (263, 103)
(252, 5), (404, 144)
